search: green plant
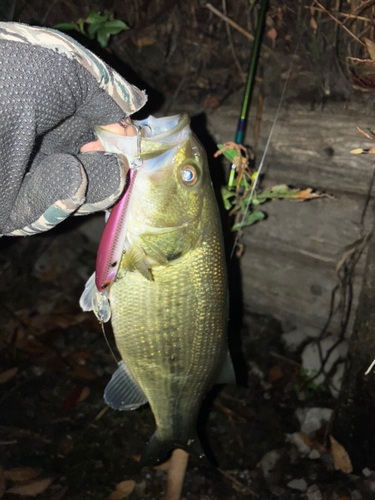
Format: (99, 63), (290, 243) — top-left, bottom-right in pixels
(293, 367), (327, 399)
(216, 143), (327, 232)
(55, 12), (129, 48)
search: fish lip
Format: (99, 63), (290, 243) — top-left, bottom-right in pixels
(131, 220), (198, 233)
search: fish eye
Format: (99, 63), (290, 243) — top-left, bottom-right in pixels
(181, 164), (198, 186)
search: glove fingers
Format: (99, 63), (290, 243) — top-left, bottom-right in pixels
(75, 152), (127, 215)
(4, 154), (87, 236)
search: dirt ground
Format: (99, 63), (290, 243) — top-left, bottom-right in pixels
(2, 1), (375, 499)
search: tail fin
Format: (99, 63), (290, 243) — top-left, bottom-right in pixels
(140, 431), (204, 467)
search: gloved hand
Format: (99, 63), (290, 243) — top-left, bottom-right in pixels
(0, 22), (147, 236)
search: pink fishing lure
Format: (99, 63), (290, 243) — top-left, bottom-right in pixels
(95, 168), (137, 292)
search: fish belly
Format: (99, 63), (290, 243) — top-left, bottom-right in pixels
(109, 227), (227, 448)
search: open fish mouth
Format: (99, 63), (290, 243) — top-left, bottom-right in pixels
(95, 114), (191, 166)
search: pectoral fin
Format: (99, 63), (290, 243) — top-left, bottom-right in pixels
(120, 243), (154, 281)
(104, 361), (148, 411)
(216, 350), (236, 385)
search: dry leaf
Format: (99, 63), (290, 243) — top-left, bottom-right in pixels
(0, 367), (18, 384)
(66, 359), (96, 380)
(295, 188), (324, 200)
(133, 37), (155, 49)
(64, 385), (89, 410)
(350, 148), (365, 154)
(69, 350), (91, 363)
(4, 467), (39, 483)
(310, 16), (318, 33)
(266, 27), (277, 48)
(329, 435), (353, 473)
(365, 38), (375, 61)
(108, 480), (136, 499)
(77, 386), (90, 403)
(6, 478), (53, 496)
(268, 365), (283, 383)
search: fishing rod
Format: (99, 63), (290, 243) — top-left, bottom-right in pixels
(230, 1), (306, 258)
(228, 0), (268, 189)
(235, 0), (268, 145)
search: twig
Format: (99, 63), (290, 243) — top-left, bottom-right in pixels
(205, 3), (254, 41)
(313, 0), (366, 47)
(165, 449), (189, 500)
(222, 0), (246, 83)
(352, 0), (374, 14)
(310, 7), (372, 23)
(361, 162), (375, 225)
(205, 2), (273, 58)
(270, 351), (301, 367)
(217, 468), (258, 496)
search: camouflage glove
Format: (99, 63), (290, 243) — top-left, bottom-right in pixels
(0, 22), (147, 236)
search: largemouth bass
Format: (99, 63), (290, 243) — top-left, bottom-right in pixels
(80, 114), (235, 465)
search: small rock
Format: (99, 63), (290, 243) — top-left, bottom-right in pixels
(351, 490), (362, 500)
(287, 478), (308, 491)
(305, 484), (322, 500)
(362, 467), (374, 478)
(259, 450), (281, 479)
(295, 407), (333, 436)
(286, 432), (311, 456)
(308, 449), (320, 460)
(282, 327), (319, 352)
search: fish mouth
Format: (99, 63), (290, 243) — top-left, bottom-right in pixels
(95, 114), (191, 163)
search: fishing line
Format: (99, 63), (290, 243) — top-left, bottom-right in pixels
(230, 13), (306, 260)
(101, 321), (119, 364)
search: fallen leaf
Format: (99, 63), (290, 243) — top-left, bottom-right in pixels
(131, 455), (141, 462)
(266, 27), (277, 48)
(0, 367), (18, 384)
(66, 359), (96, 380)
(64, 386), (84, 410)
(365, 38), (375, 61)
(133, 37), (155, 49)
(203, 95), (220, 108)
(77, 386), (90, 403)
(63, 385), (90, 409)
(108, 480), (136, 499)
(329, 435), (353, 473)
(350, 148), (365, 154)
(4, 467), (39, 482)
(69, 350), (91, 363)
(6, 478), (53, 496)
(268, 365), (283, 383)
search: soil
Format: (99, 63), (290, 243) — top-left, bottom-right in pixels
(1, 1), (375, 499)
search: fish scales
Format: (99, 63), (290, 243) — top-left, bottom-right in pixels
(110, 216), (227, 444)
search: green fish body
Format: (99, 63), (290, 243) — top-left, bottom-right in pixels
(81, 114), (234, 465)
